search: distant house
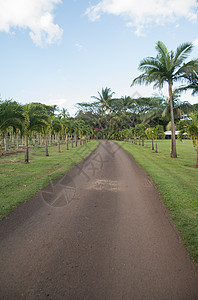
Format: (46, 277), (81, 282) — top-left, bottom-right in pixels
(164, 131), (187, 139)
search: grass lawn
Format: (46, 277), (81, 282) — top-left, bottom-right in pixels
(116, 139), (198, 266)
(0, 140), (99, 220)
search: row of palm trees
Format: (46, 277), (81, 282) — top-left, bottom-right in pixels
(0, 101), (93, 163)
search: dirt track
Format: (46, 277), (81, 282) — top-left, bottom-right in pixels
(0, 140), (198, 299)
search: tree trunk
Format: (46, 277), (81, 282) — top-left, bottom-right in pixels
(45, 137), (49, 156)
(58, 142), (60, 152)
(4, 135), (7, 152)
(66, 134), (69, 150)
(152, 139), (154, 150)
(17, 134), (19, 149)
(169, 81), (177, 158)
(25, 135), (29, 163)
(75, 134), (77, 147)
(155, 140), (158, 153)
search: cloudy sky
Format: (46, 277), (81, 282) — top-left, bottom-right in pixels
(0, 0), (197, 115)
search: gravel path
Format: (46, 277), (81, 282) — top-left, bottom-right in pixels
(0, 140), (198, 299)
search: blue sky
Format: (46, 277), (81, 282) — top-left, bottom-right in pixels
(0, 0), (198, 115)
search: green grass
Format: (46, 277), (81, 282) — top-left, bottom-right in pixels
(0, 140), (99, 220)
(116, 139), (198, 266)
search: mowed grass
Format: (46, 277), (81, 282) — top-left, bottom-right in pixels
(116, 139), (198, 266)
(0, 140), (99, 220)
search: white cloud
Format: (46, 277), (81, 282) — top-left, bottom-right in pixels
(85, 0), (197, 35)
(75, 42), (83, 50)
(0, 0), (63, 46)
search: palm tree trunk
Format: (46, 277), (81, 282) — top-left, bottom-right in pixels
(169, 82), (177, 158)
(25, 135), (29, 163)
(45, 137), (49, 156)
(152, 139), (154, 150)
(155, 140), (158, 153)
(17, 134), (19, 150)
(66, 134), (69, 150)
(4, 135), (7, 152)
(75, 134), (77, 147)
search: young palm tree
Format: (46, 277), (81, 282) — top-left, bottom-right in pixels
(131, 41), (198, 158)
(22, 104), (49, 162)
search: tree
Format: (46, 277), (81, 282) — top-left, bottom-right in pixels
(153, 125), (165, 153)
(145, 128), (155, 150)
(91, 87), (115, 116)
(22, 103), (49, 163)
(51, 117), (62, 152)
(131, 41), (198, 158)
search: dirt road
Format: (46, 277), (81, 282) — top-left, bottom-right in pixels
(0, 141), (198, 299)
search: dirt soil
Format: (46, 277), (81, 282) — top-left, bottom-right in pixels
(0, 140), (198, 299)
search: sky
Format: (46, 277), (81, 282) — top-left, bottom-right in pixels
(0, 0), (198, 115)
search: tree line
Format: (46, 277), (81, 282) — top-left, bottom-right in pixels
(0, 41), (198, 164)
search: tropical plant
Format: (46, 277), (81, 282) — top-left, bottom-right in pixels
(131, 41), (198, 158)
(91, 87), (115, 116)
(145, 127), (155, 150)
(153, 125), (165, 153)
(20, 104), (49, 162)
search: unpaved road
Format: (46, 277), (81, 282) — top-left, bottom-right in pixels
(0, 141), (198, 299)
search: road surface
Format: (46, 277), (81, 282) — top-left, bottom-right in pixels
(0, 141), (198, 299)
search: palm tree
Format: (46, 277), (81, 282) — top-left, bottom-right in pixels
(145, 128), (155, 150)
(22, 104), (49, 162)
(51, 117), (62, 152)
(131, 41), (198, 158)
(153, 125), (165, 153)
(177, 70), (198, 96)
(92, 87), (115, 116)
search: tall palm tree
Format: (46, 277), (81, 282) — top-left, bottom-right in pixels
(131, 41), (198, 158)
(91, 87), (115, 116)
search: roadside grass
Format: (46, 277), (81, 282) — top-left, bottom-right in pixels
(0, 140), (99, 220)
(116, 139), (198, 266)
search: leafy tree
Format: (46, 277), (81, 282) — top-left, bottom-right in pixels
(145, 127), (155, 150)
(153, 125), (165, 153)
(22, 103), (49, 162)
(131, 41), (198, 158)
(91, 87), (115, 116)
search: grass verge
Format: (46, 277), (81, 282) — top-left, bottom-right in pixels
(0, 140), (99, 220)
(116, 140), (198, 266)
